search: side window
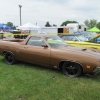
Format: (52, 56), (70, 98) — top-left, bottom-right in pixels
(84, 28), (86, 31)
(79, 25), (81, 29)
(84, 34), (89, 38)
(27, 36), (46, 46)
(69, 36), (76, 41)
(61, 36), (66, 40)
(62, 36), (71, 40)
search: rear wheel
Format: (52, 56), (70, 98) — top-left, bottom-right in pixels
(4, 52), (16, 65)
(62, 62), (82, 77)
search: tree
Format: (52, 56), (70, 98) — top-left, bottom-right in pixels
(6, 22), (13, 27)
(96, 22), (100, 29)
(53, 24), (57, 27)
(6, 22), (16, 29)
(61, 20), (78, 26)
(12, 26), (16, 30)
(45, 21), (51, 27)
(84, 19), (97, 29)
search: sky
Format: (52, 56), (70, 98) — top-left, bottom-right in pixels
(0, 0), (100, 27)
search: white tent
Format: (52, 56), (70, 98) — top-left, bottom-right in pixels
(16, 22), (40, 30)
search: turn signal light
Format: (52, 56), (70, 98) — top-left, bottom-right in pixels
(86, 65), (90, 68)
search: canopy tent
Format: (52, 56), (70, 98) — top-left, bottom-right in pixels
(87, 27), (100, 32)
(0, 23), (4, 29)
(16, 22), (41, 30)
(0, 23), (13, 31)
(3, 24), (9, 29)
(7, 27), (13, 31)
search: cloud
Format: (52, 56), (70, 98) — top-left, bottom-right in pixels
(0, 0), (100, 27)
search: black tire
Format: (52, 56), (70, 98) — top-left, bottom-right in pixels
(62, 62), (82, 77)
(4, 52), (16, 65)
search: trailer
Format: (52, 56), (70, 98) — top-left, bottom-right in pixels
(67, 23), (88, 32)
(40, 27), (74, 34)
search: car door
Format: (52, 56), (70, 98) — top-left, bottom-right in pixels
(19, 36), (51, 65)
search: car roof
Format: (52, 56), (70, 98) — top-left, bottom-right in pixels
(58, 34), (81, 37)
(75, 32), (90, 34)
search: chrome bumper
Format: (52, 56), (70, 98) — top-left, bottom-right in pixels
(86, 66), (100, 77)
(93, 66), (100, 73)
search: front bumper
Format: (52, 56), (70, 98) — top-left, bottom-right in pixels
(86, 66), (100, 77)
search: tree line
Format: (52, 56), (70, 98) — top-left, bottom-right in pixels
(45, 19), (100, 29)
(5, 19), (100, 30)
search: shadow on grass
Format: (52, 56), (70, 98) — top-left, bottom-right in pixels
(1, 57), (62, 75)
(80, 73), (100, 82)
(16, 62), (100, 79)
(18, 61), (62, 74)
(1, 57), (100, 79)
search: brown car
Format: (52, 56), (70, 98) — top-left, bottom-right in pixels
(0, 34), (100, 77)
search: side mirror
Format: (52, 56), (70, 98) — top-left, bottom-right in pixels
(72, 39), (77, 42)
(41, 44), (48, 48)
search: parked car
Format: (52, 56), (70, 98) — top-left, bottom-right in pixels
(11, 30), (29, 39)
(0, 32), (14, 39)
(74, 32), (100, 42)
(58, 34), (100, 50)
(0, 34), (100, 77)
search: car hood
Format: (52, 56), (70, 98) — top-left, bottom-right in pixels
(55, 45), (100, 59)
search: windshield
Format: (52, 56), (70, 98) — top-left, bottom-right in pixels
(76, 35), (88, 41)
(90, 32), (97, 37)
(45, 36), (67, 48)
(75, 32), (98, 40)
(82, 32), (97, 38)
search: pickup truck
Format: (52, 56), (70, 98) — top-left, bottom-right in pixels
(0, 34), (100, 77)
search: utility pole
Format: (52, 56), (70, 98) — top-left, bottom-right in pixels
(19, 5), (22, 26)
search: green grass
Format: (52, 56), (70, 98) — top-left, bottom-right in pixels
(0, 56), (100, 100)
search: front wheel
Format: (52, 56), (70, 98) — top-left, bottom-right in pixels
(4, 52), (16, 65)
(62, 62), (82, 77)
